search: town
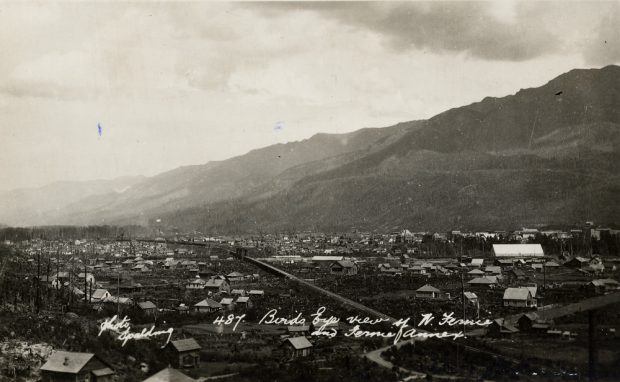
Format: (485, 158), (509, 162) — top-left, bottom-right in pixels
(0, 222), (618, 381)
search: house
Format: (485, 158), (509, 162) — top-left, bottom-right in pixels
(506, 269), (527, 282)
(494, 259), (514, 267)
(204, 278), (230, 294)
(40, 351), (115, 382)
(467, 276), (498, 288)
(248, 290), (264, 297)
(185, 278), (206, 290)
(493, 244), (544, 258)
(118, 281), (143, 294)
(311, 256), (344, 266)
(484, 266), (502, 276)
(587, 279), (619, 294)
(193, 298), (222, 313)
(415, 284), (441, 299)
(503, 287), (536, 308)
(231, 289), (245, 296)
(226, 272), (245, 282)
(467, 269), (485, 277)
(142, 367), (196, 382)
(517, 312), (553, 332)
(166, 338), (201, 368)
(464, 292), (479, 306)
(91, 289), (111, 303)
(544, 261), (560, 268)
(103, 296), (133, 305)
(329, 260), (358, 276)
(138, 301), (157, 316)
(517, 312), (539, 331)
(220, 297), (235, 310)
(177, 304), (190, 315)
(282, 336), (312, 359)
(235, 296), (252, 309)
(586, 257), (605, 274)
(469, 259), (484, 268)
(487, 318), (519, 337)
(564, 256), (590, 268)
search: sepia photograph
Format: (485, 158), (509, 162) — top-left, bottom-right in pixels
(0, 1), (619, 381)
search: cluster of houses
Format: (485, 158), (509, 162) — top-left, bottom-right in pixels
(38, 338), (204, 382)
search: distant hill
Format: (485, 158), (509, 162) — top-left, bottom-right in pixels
(1, 65), (618, 232)
(0, 176), (145, 227)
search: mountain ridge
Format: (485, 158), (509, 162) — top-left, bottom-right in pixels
(1, 65), (618, 232)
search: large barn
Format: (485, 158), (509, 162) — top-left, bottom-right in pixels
(493, 244), (544, 258)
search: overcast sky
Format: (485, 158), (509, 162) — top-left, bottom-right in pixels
(1, 1), (618, 190)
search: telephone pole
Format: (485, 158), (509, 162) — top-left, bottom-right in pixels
(36, 250), (41, 313)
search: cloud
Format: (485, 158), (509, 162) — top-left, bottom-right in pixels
(252, 2), (559, 61)
(583, 2), (620, 65)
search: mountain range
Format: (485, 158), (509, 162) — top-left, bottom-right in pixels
(2, 65), (619, 233)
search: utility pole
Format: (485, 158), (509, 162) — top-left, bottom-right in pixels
(461, 270), (466, 334)
(46, 253), (51, 300)
(541, 264), (546, 318)
(589, 310), (597, 381)
(56, 249), (60, 291)
(84, 249), (87, 303)
(117, 272), (120, 316)
(36, 250), (41, 313)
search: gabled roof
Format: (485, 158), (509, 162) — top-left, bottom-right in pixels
(333, 260), (356, 268)
(416, 284), (440, 293)
(285, 336), (312, 350)
(226, 271), (244, 277)
(92, 289), (109, 299)
(169, 338), (201, 352)
(236, 296), (250, 303)
(311, 256), (344, 261)
(464, 292), (478, 300)
(468, 276), (498, 285)
(104, 296), (133, 305)
(525, 286), (537, 298)
(519, 312), (539, 322)
(493, 244), (544, 257)
(143, 367), (196, 382)
(492, 318), (519, 333)
(590, 278), (619, 286)
(40, 351), (94, 374)
(220, 298), (234, 305)
(194, 298), (221, 308)
(138, 301), (157, 310)
(503, 288), (532, 300)
(187, 278), (206, 285)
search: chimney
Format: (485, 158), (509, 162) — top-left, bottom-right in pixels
(63, 357), (69, 366)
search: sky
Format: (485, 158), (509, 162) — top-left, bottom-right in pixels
(1, 1), (618, 191)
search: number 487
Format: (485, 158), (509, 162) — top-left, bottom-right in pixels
(213, 314), (246, 331)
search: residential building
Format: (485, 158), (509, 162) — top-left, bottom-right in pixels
(166, 338), (201, 368)
(40, 351), (115, 382)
